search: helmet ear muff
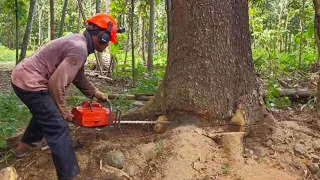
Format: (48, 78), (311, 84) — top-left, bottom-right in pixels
(98, 21), (113, 45)
(98, 32), (111, 44)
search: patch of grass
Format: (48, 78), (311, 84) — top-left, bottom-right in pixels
(0, 150), (15, 166)
(155, 137), (164, 153)
(0, 45), (34, 62)
(221, 163), (231, 175)
(0, 92), (31, 148)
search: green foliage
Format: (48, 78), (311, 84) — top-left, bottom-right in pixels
(0, 92), (31, 148)
(155, 137), (163, 153)
(3, 0), (28, 24)
(0, 45), (17, 62)
(0, 45), (33, 62)
(264, 81), (291, 109)
(221, 163), (231, 174)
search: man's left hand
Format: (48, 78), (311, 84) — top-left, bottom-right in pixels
(94, 89), (108, 102)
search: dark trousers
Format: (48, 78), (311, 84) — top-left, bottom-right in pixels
(12, 83), (80, 180)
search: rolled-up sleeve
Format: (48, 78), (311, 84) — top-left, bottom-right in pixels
(48, 57), (85, 119)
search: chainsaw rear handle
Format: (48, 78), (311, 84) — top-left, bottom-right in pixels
(99, 99), (113, 128)
(99, 99), (122, 128)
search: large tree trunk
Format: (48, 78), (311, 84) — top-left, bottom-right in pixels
(147, 0), (155, 71)
(58, 0), (68, 37)
(50, 0), (54, 40)
(19, 0), (36, 62)
(125, 0), (275, 141)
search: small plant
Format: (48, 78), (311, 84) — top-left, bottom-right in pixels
(265, 80), (291, 109)
(1, 150), (15, 165)
(221, 163), (231, 175)
(155, 137), (164, 153)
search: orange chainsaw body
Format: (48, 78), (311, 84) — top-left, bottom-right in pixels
(72, 101), (115, 127)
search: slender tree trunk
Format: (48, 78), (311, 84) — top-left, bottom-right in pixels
(288, 33), (292, 52)
(131, 0), (136, 86)
(59, 0), (69, 37)
(38, 2), (43, 47)
(284, 9), (289, 53)
(105, 0), (111, 13)
(50, 0), (54, 40)
(96, 0), (101, 12)
(277, 2), (283, 52)
(312, 0), (320, 120)
(19, 0), (36, 62)
(48, 9), (50, 41)
(313, 0), (320, 64)
(125, 0), (275, 142)
(15, 0), (19, 64)
(124, 17), (130, 71)
(77, 0), (81, 33)
(298, 0), (306, 71)
(94, 0), (107, 74)
(140, 4), (146, 65)
(142, 13), (146, 65)
(77, 0), (86, 25)
(147, 0), (155, 71)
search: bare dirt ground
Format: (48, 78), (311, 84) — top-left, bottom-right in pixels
(1, 64), (320, 180)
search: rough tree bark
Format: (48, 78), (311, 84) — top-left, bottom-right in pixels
(125, 0), (275, 141)
(19, 0), (36, 62)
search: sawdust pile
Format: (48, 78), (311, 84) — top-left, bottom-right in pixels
(129, 124), (301, 180)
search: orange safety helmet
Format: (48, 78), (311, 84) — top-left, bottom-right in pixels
(86, 13), (118, 43)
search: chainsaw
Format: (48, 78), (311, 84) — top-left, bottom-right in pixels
(71, 99), (170, 128)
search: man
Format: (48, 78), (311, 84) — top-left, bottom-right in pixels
(11, 13), (123, 180)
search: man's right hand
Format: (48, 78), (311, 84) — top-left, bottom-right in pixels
(66, 111), (74, 122)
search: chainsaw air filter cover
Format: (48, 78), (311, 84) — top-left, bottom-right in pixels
(72, 101), (115, 127)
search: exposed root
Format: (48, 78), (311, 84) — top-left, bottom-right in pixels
(122, 84), (165, 121)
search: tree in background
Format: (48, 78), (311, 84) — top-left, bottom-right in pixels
(147, 0), (154, 71)
(19, 0), (36, 62)
(50, 0), (54, 40)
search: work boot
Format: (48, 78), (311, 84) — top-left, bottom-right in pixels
(15, 138), (50, 158)
(15, 141), (30, 158)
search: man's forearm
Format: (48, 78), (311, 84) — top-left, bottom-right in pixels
(73, 68), (97, 98)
